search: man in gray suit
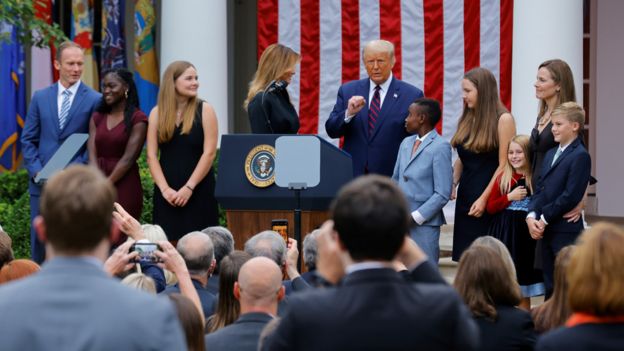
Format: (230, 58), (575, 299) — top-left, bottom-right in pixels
(205, 256), (284, 351)
(0, 165), (186, 350)
(392, 98), (452, 263)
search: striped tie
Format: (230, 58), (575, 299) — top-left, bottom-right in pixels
(59, 89), (72, 130)
(368, 85), (381, 136)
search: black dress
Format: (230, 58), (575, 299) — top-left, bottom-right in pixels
(530, 119), (555, 189)
(452, 144), (498, 261)
(152, 101), (219, 241)
(247, 88), (299, 134)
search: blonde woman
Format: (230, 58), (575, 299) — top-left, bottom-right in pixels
(245, 43), (300, 134)
(147, 61), (219, 243)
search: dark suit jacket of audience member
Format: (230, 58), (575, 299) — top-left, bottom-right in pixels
(475, 305), (536, 351)
(207, 273), (219, 295)
(536, 322), (624, 351)
(205, 312), (273, 351)
(162, 278), (217, 318)
(264, 268), (479, 350)
(0, 258), (186, 350)
(140, 262), (166, 293)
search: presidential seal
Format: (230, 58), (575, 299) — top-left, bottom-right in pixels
(245, 144), (276, 188)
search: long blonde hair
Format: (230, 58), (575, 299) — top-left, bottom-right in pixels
(157, 61), (199, 143)
(499, 135), (533, 195)
(244, 43), (300, 110)
(451, 67), (507, 153)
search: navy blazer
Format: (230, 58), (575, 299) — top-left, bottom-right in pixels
(162, 278), (217, 318)
(205, 312), (273, 351)
(475, 305), (537, 351)
(21, 82), (101, 195)
(528, 137), (591, 233)
(263, 268), (479, 351)
(536, 323), (624, 351)
(326, 77), (423, 176)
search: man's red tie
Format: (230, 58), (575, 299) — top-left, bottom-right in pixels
(368, 85), (381, 136)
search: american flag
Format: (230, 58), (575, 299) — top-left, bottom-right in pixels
(257, 0), (513, 142)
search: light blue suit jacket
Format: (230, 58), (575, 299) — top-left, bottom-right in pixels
(0, 257), (187, 351)
(21, 82), (101, 195)
(392, 131), (452, 227)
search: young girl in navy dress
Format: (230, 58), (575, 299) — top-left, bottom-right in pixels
(486, 135), (544, 310)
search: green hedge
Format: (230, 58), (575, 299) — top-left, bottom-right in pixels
(0, 149), (225, 259)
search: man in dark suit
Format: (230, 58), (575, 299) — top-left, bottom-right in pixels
(201, 226), (235, 295)
(527, 102), (591, 298)
(0, 165), (186, 350)
(162, 231), (217, 317)
(205, 256), (284, 351)
(21, 41), (101, 263)
(263, 175), (478, 350)
(326, 40), (424, 176)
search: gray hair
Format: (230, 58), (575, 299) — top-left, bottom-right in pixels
(303, 229), (320, 271)
(362, 39), (395, 61)
(201, 226), (235, 273)
(244, 230), (287, 266)
(177, 231), (214, 276)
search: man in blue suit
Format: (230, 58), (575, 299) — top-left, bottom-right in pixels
(326, 40), (424, 177)
(392, 98), (452, 263)
(526, 102), (591, 298)
(21, 41), (101, 263)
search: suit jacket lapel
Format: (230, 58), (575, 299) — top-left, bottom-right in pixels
(370, 78), (399, 141)
(542, 138), (580, 178)
(61, 83), (88, 133)
(358, 79), (371, 139)
(406, 131), (436, 169)
(48, 84), (61, 135)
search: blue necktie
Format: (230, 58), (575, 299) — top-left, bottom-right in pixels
(59, 89), (72, 130)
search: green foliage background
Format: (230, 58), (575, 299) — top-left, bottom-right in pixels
(0, 150), (225, 258)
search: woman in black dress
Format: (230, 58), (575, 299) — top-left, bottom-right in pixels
(147, 61), (219, 242)
(245, 43), (300, 134)
(450, 67), (516, 261)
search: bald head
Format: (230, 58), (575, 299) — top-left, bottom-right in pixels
(237, 257), (284, 310)
(177, 231), (214, 276)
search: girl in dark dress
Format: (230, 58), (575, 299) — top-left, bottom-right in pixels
(88, 68), (147, 245)
(486, 135), (545, 310)
(450, 67), (516, 261)
(245, 43), (301, 134)
(147, 61), (219, 242)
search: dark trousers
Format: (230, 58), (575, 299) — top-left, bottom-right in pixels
(542, 230), (580, 299)
(29, 194), (46, 264)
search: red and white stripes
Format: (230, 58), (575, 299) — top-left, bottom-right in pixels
(258, 0), (513, 142)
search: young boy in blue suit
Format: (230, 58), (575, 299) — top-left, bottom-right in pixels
(392, 98), (452, 263)
(526, 102), (591, 298)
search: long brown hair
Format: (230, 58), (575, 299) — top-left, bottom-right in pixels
(537, 59), (576, 119)
(168, 293), (206, 351)
(157, 61), (199, 143)
(454, 245), (521, 320)
(531, 245), (574, 333)
(244, 43), (300, 110)
(499, 135), (533, 195)
(451, 67), (508, 152)
(205, 251), (252, 333)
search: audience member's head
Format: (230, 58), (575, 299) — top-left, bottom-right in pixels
(201, 226), (234, 274)
(205, 250), (252, 333)
(454, 245), (521, 320)
(331, 175), (409, 262)
(168, 293), (205, 351)
(120, 272), (157, 294)
(176, 232), (215, 279)
(36, 165), (116, 257)
(244, 231), (286, 267)
(568, 222), (624, 317)
(472, 236), (517, 283)
(235, 257), (285, 314)
(532, 245), (574, 333)
(0, 229), (14, 267)
(0, 259), (40, 284)
(302, 229), (320, 271)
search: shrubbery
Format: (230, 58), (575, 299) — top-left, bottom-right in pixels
(0, 150), (225, 259)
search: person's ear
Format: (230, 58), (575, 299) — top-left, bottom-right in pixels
(277, 286), (286, 301)
(53, 59), (61, 71)
(209, 259), (216, 275)
(233, 282), (241, 300)
(34, 216), (47, 243)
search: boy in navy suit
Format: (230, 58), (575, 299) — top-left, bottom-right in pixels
(526, 102), (591, 298)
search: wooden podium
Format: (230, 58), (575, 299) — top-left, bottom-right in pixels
(215, 134), (352, 249)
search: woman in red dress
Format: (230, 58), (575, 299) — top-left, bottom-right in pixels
(88, 68), (147, 245)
